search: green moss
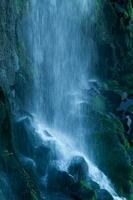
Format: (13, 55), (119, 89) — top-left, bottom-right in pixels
(127, 105), (133, 112)
(30, 189), (38, 200)
(89, 95), (106, 113)
(87, 111), (124, 134)
(127, 0), (133, 20)
(119, 74), (133, 93)
(80, 180), (92, 190)
(80, 180), (97, 200)
(105, 80), (121, 91)
(84, 109), (132, 196)
(16, 39), (35, 81)
(15, 0), (28, 15)
(104, 73), (133, 94)
(129, 194), (133, 200)
(93, 0), (133, 197)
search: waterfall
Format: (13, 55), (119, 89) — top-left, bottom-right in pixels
(19, 0), (126, 199)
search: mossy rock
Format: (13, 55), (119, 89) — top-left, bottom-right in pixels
(119, 74), (133, 93)
(105, 80), (121, 91)
(0, 101), (6, 125)
(96, 189), (113, 200)
(87, 129), (133, 196)
(127, 105), (133, 112)
(87, 111), (124, 133)
(89, 95), (106, 113)
(88, 111), (129, 150)
(15, 0), (28, 16)
(129, 194), (133, 200)
(85, 112), (132, 196)
(70, 181), (97, 200)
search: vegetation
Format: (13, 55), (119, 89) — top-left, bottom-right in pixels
(0, 0), (133, 199)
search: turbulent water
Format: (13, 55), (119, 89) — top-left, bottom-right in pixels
(20, 0), (126, 199)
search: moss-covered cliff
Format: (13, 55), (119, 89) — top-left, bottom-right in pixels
(85, 0), (133, 199)
(0, 0), (133, 199)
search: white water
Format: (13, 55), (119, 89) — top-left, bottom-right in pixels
(33, 119), (126, 200)
(25, 0), (126, 199)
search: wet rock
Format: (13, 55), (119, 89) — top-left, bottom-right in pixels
(117, 98), (133, 112)
(96, 189), (113, 200)
(128, 149), (133, 165)
(0, 172), (15, 200)
(80, 93), (105, 115)
(15, 110), (34, 121)
(70, 182), (96, 200)
(43, 192), (73, 200)
(68, 156), (88, 182)
(0, 87), (12, 151)
(0, 87), (6, 103)
(102, 90), (121, 112)
(34, 145), (52, 176)
(47, 165), (74, 191)
(120, 111), (133, 144)
(19, 155), (36, 176)
(0, 102), (6, 125)
(13, 116), (39, 157)
(121, 92), (128, 101)
(88, 79), (101, 90)
(88, 178), (100, 190)
(82, 88), (100, 100)
(120, 113), (131, 134)
(86, 111), (132, 195)
(43, 130), (52, 137)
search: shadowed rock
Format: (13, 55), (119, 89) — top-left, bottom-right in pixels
(68, 156), (88, 182)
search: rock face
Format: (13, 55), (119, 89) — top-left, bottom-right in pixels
(34, 145), (52, 176)
(68, 156), (88, 182)
(0, 0), (21, 90)
(88, 0), (133, 199)
(13, 116), (37, 156)
(0, 86), (12, 151)
(0, 172), (15, 200)
(47, 165), (74, 191)
(0, 87), (39, 199)
(0, 0), (133, 200)
(96, 189), (113, 200)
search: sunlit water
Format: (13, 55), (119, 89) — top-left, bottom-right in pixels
(22, 0), (127, 199)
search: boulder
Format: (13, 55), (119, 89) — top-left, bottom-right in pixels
(34, 145), (51, 176)
(102, 90), (121, 112)
(68, 156), (88, 182)
(88, 179), (100, 190)
(43, 130), (52, 137)
(19, 155), (36, 176)
(42, 192), (73, 200)
(47, 165), (74, 191)
(96, 189), (113, 200)
(70, 182), (96, 200)
(13, 116), (39, 157)
(117, 98), (133, 112)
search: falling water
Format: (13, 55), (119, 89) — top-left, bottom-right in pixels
(23, 0), (126, 199)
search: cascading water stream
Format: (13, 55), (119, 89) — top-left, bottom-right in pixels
(34, 119), (125, 200)
(23, 0), (126, 199)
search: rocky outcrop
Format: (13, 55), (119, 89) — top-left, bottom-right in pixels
(88, 1), (133, 199)
(0, 0), (19, 90)
(0, 0), (133, 199)
(0, 87), (39, 199)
